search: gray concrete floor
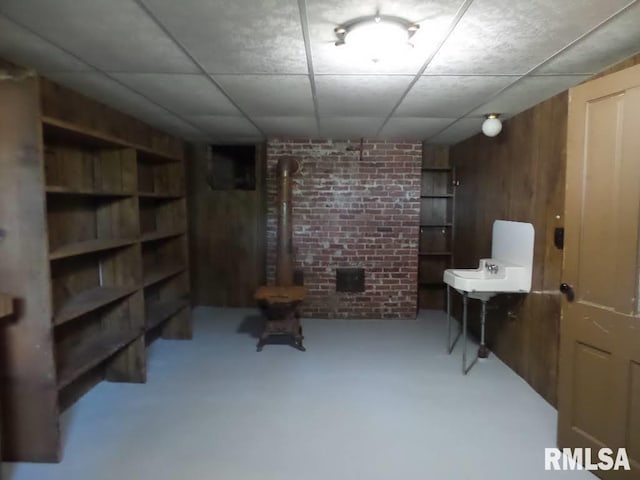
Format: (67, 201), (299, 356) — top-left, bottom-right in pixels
(3, 307), (595, 479)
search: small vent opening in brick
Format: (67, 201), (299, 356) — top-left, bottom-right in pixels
(336, 268), (365, 293)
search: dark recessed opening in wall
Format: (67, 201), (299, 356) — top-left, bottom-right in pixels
(336, 268), (365, 293)
(207, 145), (256, 191)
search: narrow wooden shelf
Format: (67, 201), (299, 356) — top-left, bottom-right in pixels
(136, 148), (181, 164)
(49, 237), (137, 260)
(53, 286), (138, 326)
(46, 186), (135, 197)
(420, 223), (453, 228)
(420, 194), (454, 198)
(140, 229), (185, 243)
(42, 116), (180, 162)
(419, 252), (452, 256)
(56, 328), (143, 390)
(143, 265), (185, 288)
(146, 298), (189, 331)
(138, 191), (183, 199)
(422, 167), (452, 172)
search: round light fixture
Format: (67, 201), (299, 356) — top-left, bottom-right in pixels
(335, 15), (419, 63)
(482, 114), (502, 137)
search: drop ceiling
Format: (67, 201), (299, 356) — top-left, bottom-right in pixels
(0, 0), (639, 144)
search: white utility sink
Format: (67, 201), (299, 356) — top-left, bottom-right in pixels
(444, 220), (535, 374)
(443, 259), (530, 301)
(443, 220), (534, 298)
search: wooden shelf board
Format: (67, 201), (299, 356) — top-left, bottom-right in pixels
(49, 237), (137, 260)
(422, 167), (452, 172)
(419, 252), (452, 256)
(420, 194), (454, 198)
(420, 223), (453, 228)
(56, 328), (143, 390)
(143, 265), (186, 288)
(140, 229), (185, 243)
(136, 148), (182, 164)
(138, 191), (183, 199)
(146, 298), (189, 331)
(41, 116), (181, 162)
(53, 286), (138, 326)
(0, 293), (14, 319)
(46, 186), (135, 197)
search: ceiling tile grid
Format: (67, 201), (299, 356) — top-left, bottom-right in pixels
(380, 117), (456, 139)
(0, 0), (199, 73)
(469, 75), (591, 117)
(139, 0), (309, 74)
(214, 75), (316, 116)
(0, 0), (639, 144)
(395, 75), (517, 117)
(319, 117), (386, 139)
(425, 0), (634, 75)
(315, 75), (414, 116)
(0, 16), (92, 73)
(112, 73), (243, 116)
(253, 116), (320, 138)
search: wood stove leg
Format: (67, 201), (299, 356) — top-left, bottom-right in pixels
(256, 332), (269, 352)
(293, 311), (305, 352)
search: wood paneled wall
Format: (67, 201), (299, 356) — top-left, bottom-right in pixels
(187, 145), (267, 307)
(450, 93), (567, 405)
(449, 53), (640, 406)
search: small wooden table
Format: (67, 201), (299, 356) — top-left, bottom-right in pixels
(254, 286), (306, 352)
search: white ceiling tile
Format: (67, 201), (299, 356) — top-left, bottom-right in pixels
(316, 75), (412, 115)
(0, 16), (91, 72)
(0, 0), (198, 73)
(112, 74), (240, 116)
(47, 73), (206, 141)
(214, 75), (314, 115)
(307, 0), (466, 74)
(319, 117), (385, 139)
(427, 117), (483, 145)
(142, 0), (308, 74)
(145, 114), (211, 142)
(470, 75), (590, 116)
(537, 4), (640, 74)
(186, 116), (263, 138)
(380, 117), (453, 140)
(46, 73), (174, 120)
(426, 0), (632, 75)
(253, 117), (319, 138)
(397, 75), (516, 117)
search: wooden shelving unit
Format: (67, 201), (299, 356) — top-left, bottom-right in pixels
(0, 63), (191, 462)
(137, 152), (190, 340)
(146, 297), (190, 331)
(56, 327), (144, 390)
(53, 285), (138, 326)
(419, 146), (455, 310)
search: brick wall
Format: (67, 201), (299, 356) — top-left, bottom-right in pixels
(266, 139), (422, 319)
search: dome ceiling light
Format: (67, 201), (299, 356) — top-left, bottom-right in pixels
(334, 15), (420, 63)
(482, 114), (503, 137)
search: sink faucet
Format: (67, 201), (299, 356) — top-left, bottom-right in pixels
(486, 262), (499, 274)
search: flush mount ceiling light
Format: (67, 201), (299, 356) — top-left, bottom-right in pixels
(334, 15), (420, 63)
(482, 114), (503, 137)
